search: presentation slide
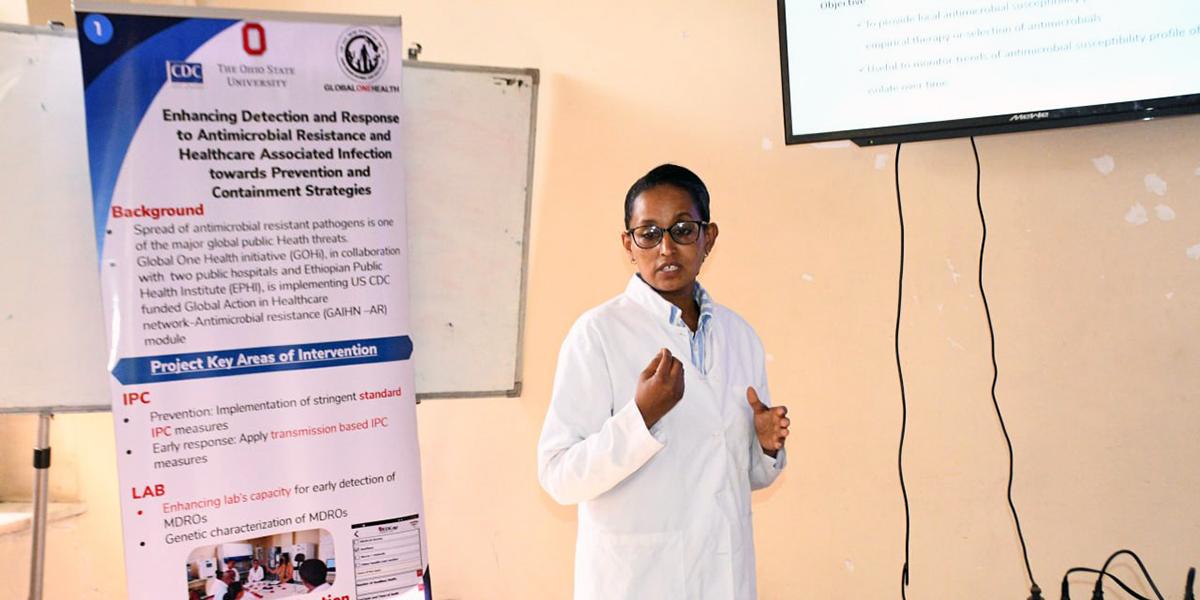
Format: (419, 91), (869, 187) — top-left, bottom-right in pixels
(76, 7), (426, 599)
(782, 0), (1200, 138)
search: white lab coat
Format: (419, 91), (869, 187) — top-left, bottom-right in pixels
(206, 578), (227, 600)
(538, 275), (786, 600)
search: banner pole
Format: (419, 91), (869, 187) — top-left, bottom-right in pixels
(27, 411), (52, 600)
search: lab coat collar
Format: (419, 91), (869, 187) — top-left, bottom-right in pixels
(624, 274), (712, 324)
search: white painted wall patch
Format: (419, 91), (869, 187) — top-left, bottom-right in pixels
(945, 258), (961, 284)
(1144, 173), (1168, 196)
(1124, 202), (1149, 225)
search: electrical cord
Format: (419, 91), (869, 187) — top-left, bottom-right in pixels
(882, 138), (1194, 600)
(894, 138), (1053, 599)
(970, 136), (1041, 597)
(894, 142), (911, 599)
(971, 140), (1190, 600)
(1096, 549), (1165, 600)
(1062, 567), (1154, 600)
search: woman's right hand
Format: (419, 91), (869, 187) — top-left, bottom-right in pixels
(635, 348), (685, 429)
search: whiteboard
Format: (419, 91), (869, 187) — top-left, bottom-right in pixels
(0, 25), (536, 412)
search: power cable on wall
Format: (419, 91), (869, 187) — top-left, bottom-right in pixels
(970, 136), (1041, 599)
(894, 138), (1042, 599)
(893, 137), (1195, 600)
(893, 142), (911, 600)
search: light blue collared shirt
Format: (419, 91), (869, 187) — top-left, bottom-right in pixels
(667, 283), (714, 375)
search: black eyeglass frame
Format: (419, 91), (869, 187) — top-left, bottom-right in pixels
(625, 220), (710, 249)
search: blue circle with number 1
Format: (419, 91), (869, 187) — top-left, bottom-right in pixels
(83, 14), (113, 45)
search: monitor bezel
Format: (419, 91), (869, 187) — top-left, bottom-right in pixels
(776, 0), (1200, 146)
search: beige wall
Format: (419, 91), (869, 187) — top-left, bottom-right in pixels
(1, 1), (1198, 599)
(0, 0), (26, 25)
(26, 0), (198, 28)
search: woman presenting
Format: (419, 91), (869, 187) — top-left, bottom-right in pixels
(538, 164), (790, 600)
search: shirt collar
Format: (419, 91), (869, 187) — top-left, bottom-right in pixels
(624, 274), (715, 327)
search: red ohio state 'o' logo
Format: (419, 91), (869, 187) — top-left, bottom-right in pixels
(242, 23), (266, 55)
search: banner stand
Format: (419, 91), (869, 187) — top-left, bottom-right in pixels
(73, 5), (427, 598)
(27, 411), (51, 600)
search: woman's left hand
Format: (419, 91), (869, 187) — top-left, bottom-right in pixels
(747, 386), (789, 458)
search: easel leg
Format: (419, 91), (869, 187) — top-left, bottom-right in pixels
(28, 412), (51, 600)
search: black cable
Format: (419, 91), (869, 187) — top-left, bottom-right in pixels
(1097, 549), (1165, 600)
(894, 142), (911, 599)
(970, 136), (1040, 594)
(1063, 567), (1154, 600)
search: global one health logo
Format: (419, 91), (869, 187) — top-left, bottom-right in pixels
(336, 27), (389, 82)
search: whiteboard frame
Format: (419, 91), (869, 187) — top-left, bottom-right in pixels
(0, 22), (74, 36)
(0, 24), (537, 412)
(403, 61), (538, 402)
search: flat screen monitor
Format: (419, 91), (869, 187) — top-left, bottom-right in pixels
(778, 0), (1200, 145)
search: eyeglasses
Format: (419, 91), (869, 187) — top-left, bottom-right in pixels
(626, 220), (708, 249)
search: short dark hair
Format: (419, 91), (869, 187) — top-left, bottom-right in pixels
(624, 164), (710, 228)
(298, 559), (328, 587)
(223, 582), (243, 600)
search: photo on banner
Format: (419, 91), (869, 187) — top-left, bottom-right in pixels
(184, 528), (335, 599)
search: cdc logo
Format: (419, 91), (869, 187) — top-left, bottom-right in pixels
(166, 61), (204, 84)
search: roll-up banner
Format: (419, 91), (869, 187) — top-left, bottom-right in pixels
(75, 4), (427, 598)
